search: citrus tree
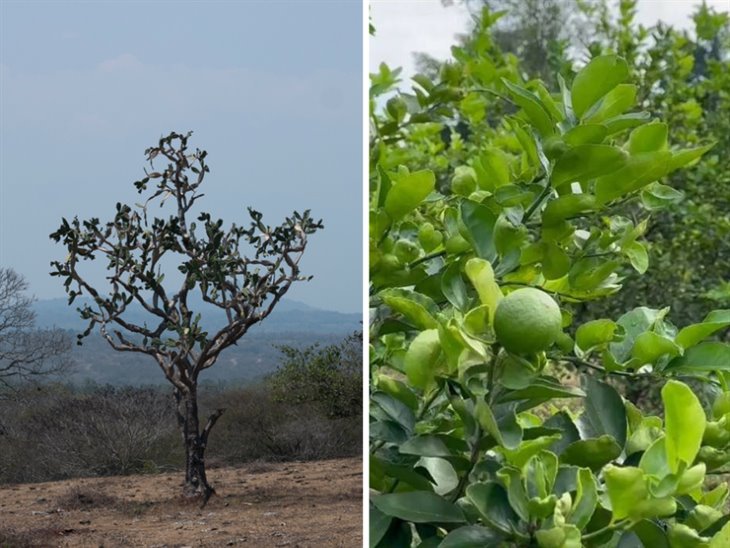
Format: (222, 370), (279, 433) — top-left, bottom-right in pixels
(50, 131), (322, 503)
(369, 9), (730, 546)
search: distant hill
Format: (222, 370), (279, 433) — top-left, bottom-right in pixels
(33, 297), (361, 386)
(33, 296), (361, 335)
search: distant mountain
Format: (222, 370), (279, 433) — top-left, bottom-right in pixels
(33, 296), (361, 335)
(32, 297), (361, 386)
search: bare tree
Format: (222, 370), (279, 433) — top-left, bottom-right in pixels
(50, 131), (323, 503)
(0, 267), (72, 391)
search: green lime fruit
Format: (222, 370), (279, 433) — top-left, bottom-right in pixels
(379, 253), (402, 273)
(451, 166), (478, 196)
(542, 135), (568, 160)
(418, 223), (443, 252)
(444, 234), (471, 254)
(394, 238), (420, 263)
(713, 392), (730, 419)
(494, 288), (562, 354)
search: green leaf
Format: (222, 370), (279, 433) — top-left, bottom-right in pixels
(461, 200), (498, 261)
(441, 262), (469, 312)
(475, 399), (523, 449)
(595, 151), (673, 205)
(578, 377), (627, 448)
(466, 482), (519, 535)
(603, 112), (651, 135)
(502, 79), (556, 136)
(475, 146), (512, 190)
(497, 376), (585, 404)
(400, 435), (452, 458)
(542, 242), (571, 280)
(583, 84), (637, 124)
(569, 468), (598, 529)
(631, 519), (670, 548)
(624, 241), (649, 274)
(571, 55), (630, 118)
(372, 391), (415, 434)
(464, 258), (503, 323)
(497, 466), (531, 521)
(372, 492), (465, 524)
(640, 183), (684, 210)
(535, 524), (582, 548)
(603, 465), (646, 521)
(542, 194), (596, 227)
(416, 457), (459, 496)
(440, 526), (505, 547)
(665, 342), (730, 373)
(662, 380), (706, 473)
(384, 169), (435, 221)
(631, 331), (681, 365)
(380, 288), (439, 330)
(575, 319), (619, 354)
(563, 124), (608, 146)
(628, 122), (668, 154)
(370, 503), (393, 548)
(404, 329), (442, 389)
(560, 436), (622, 470)
(676, 310), (730, 349)
(551, 145), (627, 188)
(609, 307), (669, 363)
(668, 144), (714, 172)
(710, 520), (730, 547)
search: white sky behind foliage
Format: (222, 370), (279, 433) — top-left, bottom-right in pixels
(370, 0), (730, 78)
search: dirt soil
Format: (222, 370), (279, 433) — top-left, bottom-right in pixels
(0, 458), (362, 547)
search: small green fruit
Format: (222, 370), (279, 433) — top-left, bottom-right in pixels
(494, 288), (562, 354)
(451, 166), (477, 196)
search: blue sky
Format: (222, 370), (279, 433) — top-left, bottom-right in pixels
(0, 0), (362, 313)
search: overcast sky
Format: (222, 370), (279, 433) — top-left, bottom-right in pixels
(0, 1), (362, 313)
(371, 0), (730, 77)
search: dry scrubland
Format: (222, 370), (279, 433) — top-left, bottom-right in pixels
(0, 458), (362, 547)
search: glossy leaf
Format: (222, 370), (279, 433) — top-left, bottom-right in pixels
(464, 258), (503, 322)
(384, 169), (436, 221)
(372, 492), (465, 524)
(675, 310), (730, 349)
(440, 526), (505, 547)
(466, 482), (520, 535)
(578, 377), (627, 447)
(502, 79), (556, 136)
(461, 200), (498, 261)
(665, 342), (730, 373)
(404, 329), (442, 389)
(571, 55), (630, 118)
(662, 380), (706, 473)
(551, 145), (627, 188)
(583, 84), (637, 124)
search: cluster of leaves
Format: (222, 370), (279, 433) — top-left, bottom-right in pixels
(369, 8), (730, 547)
(267, 331), (363, 419)
(562, 0), (730, 327)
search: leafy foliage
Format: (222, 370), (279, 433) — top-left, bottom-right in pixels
(369, 7), (730, 546)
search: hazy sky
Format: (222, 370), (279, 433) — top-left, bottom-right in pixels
(371, 0), (730, 76)
(0, 1), (362, 313)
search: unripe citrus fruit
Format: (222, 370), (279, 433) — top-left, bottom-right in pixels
(380, 253), (401, 273)
(445, 234), (471, 254)
(451, 166), (477, 196)
(494, 288), (562, 354)
(394, 238), (420, 263)
(418, 223), (443, 252)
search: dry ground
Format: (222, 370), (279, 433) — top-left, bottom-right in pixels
(0, 458), (362, 548)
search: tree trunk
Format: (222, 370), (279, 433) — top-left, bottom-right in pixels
(174, 387), (225, 506)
